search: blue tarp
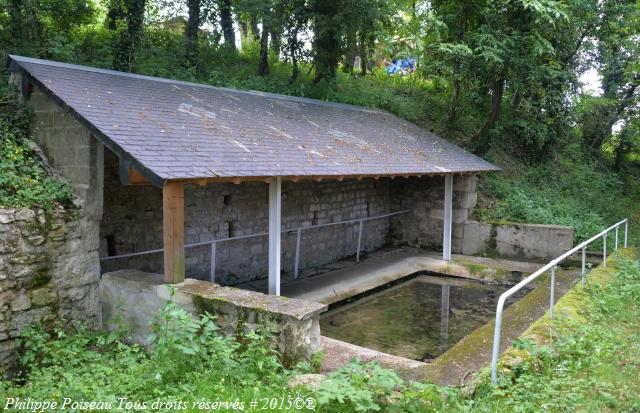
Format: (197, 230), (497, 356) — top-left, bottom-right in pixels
(385, 57), (416, 75)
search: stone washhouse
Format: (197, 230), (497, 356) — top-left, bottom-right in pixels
(4, 55), (510, 366)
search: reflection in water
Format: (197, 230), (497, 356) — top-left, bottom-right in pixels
(440, 284), (450, 349)
(320, 274), (526, 361)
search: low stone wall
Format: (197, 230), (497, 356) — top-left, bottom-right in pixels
(100, 270), (327, 365)
(459, 221), (574, 261)
(0, 207), (101, 374)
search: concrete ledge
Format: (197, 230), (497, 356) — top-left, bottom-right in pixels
(460, 221), (574, 262)
(320, 336), (426, 381)
(100, 270), (327, 365)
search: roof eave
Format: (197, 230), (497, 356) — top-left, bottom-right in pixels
(9, 56), (165, 188)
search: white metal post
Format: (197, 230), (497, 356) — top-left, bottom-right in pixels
(549, 266), (555, 319)
(581, 246), (586, 287)
(294, 228), (302, 279)
(624, 220), (628, 248)
(443, 174), (453, 261)
(356, 221), (364, 262)
(603, 233), (607, 269)
(268, 177), (282, 295)
(210, 242), (216, 283)
(615, 225), (619, 250)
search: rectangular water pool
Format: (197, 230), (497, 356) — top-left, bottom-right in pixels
(320, 274), (526, 361)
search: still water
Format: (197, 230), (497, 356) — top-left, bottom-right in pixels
(320, 274), (526, 361)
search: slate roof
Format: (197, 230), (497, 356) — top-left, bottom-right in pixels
(9, 55), (499, 185)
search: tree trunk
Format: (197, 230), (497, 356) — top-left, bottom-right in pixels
(270, 30), (281, 55)
(446, 75), (461, 124)
(359, 32), (368, 76)
(446, 10), (467, 124)
(613, 135), (626, 171)
(9, 0), (23, 49)
(106, 0), (124, 30)
(113, 0), (146, 72)
(472, 75), (505, 154)
(312, 0), (340, 83)
(219, 0), (236, 50)
(24, 0), (39, 44)
(250, 13), (260, 41)
(289, 28), (299, 81)
(343, 28), (357, 74)
(258, 7), (270, 76)
(185, 0), (200, 67)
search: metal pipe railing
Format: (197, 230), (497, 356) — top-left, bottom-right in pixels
(490, 218), (629, 384)
(100, 210), (408, 283)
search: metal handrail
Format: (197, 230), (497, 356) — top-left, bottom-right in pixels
(490, 218), (629, 384)
(100, 210), (409, 282)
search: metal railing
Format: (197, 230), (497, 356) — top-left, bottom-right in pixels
(100, 210), (408, 283)
(490, 218), (629, 384)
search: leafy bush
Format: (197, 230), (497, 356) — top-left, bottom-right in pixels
(1, 292), (303, 410)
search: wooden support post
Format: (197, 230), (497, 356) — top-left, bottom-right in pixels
(268, 177), (282, 295)
(442, 174), (453, 261)
(163, 182), (185, 283)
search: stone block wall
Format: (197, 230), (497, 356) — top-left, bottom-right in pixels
(100, 150), (392, 285)
(0, 74), (104, 374)
(0, 208), (101, 374)
(460, 221), (574, 261)
(100, 270), (327, 366)
(389, 175), (478, 251)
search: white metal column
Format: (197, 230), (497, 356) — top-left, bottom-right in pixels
(268, 177), (282, 295)
(442, 174), (453, 261)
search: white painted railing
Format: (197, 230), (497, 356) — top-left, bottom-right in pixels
(490, 218), (630, 384)
(100, 210), (408, 282)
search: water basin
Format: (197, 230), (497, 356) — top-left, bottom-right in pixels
(320, 274), (529, 361)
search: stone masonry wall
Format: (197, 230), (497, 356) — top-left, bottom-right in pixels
(389, 175), (478, 252)
(0, 74), (104, 374)
(101, 269), (327, 366)
(0, 208), (101, 374)
(100, 150), (392, 285)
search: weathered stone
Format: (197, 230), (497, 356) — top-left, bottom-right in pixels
(461, 221), (574, 261)
(13, 307), (54, 331)
(101, 270), (326, 365)
(0, 210), (15, 224)
(9, 254), (46, 266)
(10, 292), (31, 312)
(53, 253), (100, 288)
(30, 288), (57, 307)
(14, 209), (36, 222)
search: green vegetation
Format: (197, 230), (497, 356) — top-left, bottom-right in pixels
(0, 87), (73, 210)
(0, 292), (315, 411)
(2, 252), (639, 411)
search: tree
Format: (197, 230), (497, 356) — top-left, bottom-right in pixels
(218, 0), (236, 50)
(586, 0), (640, 152)
(310, 0), (341, 83)
(257, 1), (272, 75)
(113, 0), (147, 72)
(185, 0), (201, 67)
(275, 0), (309, 81)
